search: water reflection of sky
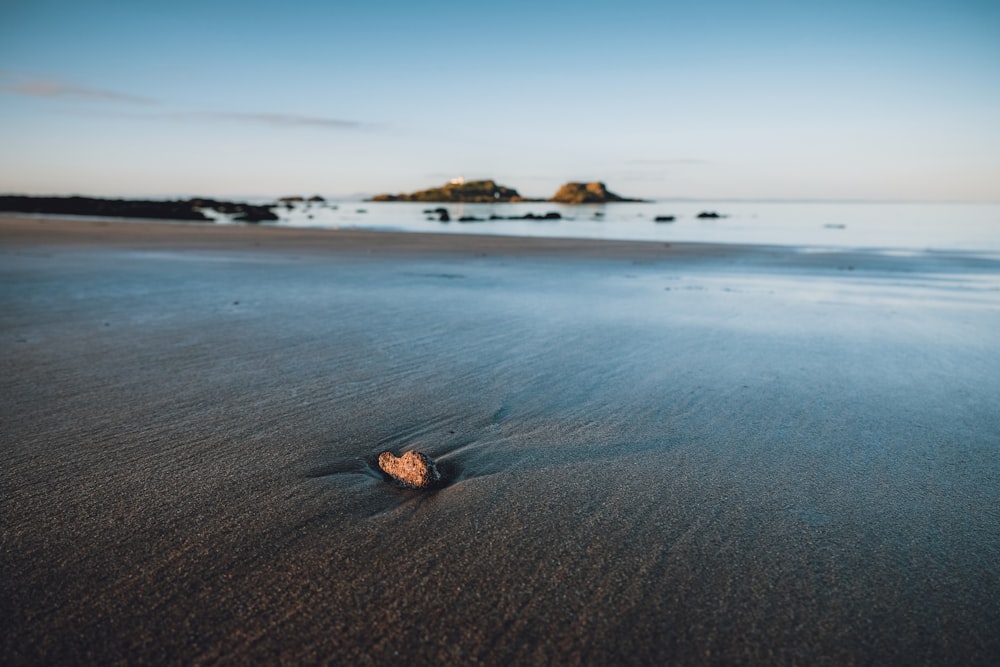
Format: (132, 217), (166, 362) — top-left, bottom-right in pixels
(242, 200), (1000, 254)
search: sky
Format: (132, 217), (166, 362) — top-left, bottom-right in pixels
(1, 0), (998, 201)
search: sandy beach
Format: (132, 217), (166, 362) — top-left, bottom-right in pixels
(2, 215), (999, 665)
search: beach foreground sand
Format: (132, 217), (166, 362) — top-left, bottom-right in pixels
(2, 216), (999, 665)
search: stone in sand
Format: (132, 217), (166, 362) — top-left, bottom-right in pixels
(378, 451), (441, 488)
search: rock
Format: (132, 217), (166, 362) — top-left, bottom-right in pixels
(378, 451), (441, 488)
(494, 212), (563, 220)
(696, 211), (723, 219)
(654, 215), (676, 222)
(549, 182), (644, 204)
(370, 179), (528, 203)
(231, 204), (280, 222)
(0, 195), (284, 222)
(307, 195), (325, 202)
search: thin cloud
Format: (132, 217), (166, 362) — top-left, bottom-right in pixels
(57, 108), (371, 130)
(0, 73), (157, 104)
(626, 158), (709, 166)
(188, 111), (363, 129)
(5, 72), (369, 129)
(609, 171), (672, 184)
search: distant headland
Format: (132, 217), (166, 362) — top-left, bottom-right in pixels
(0, 195), (280, 222)
(370, 179), (645, 204)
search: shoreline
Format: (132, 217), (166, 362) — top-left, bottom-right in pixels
(4, 214), (998, 280)
(6, 200), (999, 257)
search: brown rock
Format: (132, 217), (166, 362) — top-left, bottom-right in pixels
(369, 179), (528, 203)
(548, 182), (644, 204)
(378, 451), (441, 488)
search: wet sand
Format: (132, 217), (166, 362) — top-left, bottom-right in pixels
(2, 215), (999, 665)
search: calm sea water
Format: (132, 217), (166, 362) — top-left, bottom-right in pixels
(226, 200), (1000, 253)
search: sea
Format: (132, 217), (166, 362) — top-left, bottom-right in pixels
(219, 199), (1000, 254)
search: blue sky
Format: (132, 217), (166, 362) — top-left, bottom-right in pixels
(1, 0), (998, 201)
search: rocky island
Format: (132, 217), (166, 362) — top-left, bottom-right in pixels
(548, 181), (645, 204)
(370, 179), (527, 203)
(371, 179), (644, 204)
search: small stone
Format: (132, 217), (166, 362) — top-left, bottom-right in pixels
(378, 451), (440, 488)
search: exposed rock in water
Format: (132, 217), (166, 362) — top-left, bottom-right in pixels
(225, 204), (280, 222)
(0, 195), (279, 222)
(191, 198), (279, 222)
(378, 451), (441, 488)
(696, 211), (724, 219)
(520, 211), (562, 220)
(370, 179), (528, 203)
(654, 215), (676, 222)
(549, 182), (645, 204)
(472, 212), (563, 222)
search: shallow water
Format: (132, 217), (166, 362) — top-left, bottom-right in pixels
(239, 200), (1000, 253)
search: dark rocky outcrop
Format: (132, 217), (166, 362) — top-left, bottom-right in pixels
(459, 211), (562, 223)
(513, 211), (562, 220)
(0, 195), (208, 221)
(279, 194), (326, 207)
(549, 182), (644, 204)
(696, 211), (725, 219)
(431, 207), (450, 222)
(371, 180), (528, 203)
(378, 451), (441, 488)
(654, 215), (676, 222)
(193, 199), (279, 222)
(0, 195), (279, 223)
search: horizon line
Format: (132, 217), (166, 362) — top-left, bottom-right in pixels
(1, 191), (997, 206)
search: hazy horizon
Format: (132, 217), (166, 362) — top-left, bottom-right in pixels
(5, 188), (998, 205)
(2, 0), (998, 203)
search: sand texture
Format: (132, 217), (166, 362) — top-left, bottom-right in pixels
(2, 216), (999, 665)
